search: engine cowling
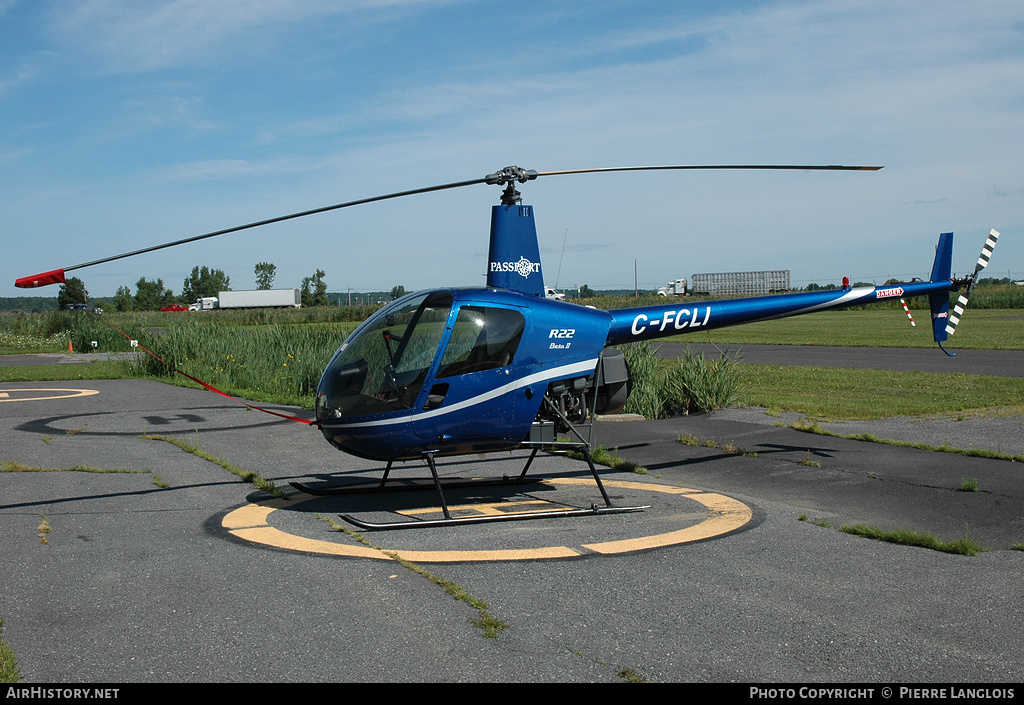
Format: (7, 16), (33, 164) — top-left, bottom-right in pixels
(536, 348), (632, 431)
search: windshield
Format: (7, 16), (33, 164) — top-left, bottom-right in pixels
(316, 291), (453, 421)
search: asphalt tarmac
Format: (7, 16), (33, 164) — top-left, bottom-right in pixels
(1, 353), (1023, 683)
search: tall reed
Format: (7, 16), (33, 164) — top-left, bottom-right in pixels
(619, 341), (740, 418)
(129, 319), (351, 406)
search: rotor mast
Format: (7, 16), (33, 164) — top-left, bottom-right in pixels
(485, 166), (539, 206)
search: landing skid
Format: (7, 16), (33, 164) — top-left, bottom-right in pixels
(341, 503), (646, 531)
(290, 472), (546, 497)
(296, 446), (647, 528)
(332, 447), (647, 530)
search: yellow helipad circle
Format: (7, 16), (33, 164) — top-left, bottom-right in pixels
(222, 479), (753, 563)
(0, 388), (99, 403)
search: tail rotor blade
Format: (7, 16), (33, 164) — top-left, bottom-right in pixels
(946, 229), (1000, 335)
(972, 228), (1000, 278)
(946, 291), (970, 336)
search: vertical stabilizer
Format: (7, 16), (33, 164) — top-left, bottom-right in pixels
(486, 204), (545, 296)
(928, 232), (954, 343)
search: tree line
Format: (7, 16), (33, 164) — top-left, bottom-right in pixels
(47, 262), (414, 312)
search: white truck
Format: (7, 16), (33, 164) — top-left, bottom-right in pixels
(657, 279), (688, 297)
(189, 289), (301, 311)
(188, 297), (218, 311)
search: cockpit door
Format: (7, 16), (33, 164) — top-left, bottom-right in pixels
(412, 303), (527, 447)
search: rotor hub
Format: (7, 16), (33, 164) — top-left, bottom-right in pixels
(485, 166), (539, 206)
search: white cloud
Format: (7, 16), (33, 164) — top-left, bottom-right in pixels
(3, 0), (1023, 297)
(47, 0), (465, 73)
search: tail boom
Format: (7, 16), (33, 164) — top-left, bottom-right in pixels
(606, 279), (955, 346)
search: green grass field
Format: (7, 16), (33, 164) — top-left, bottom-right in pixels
(661, 308), (1024, 349)
(2, 306), (1021, 420)
(736, 365), (1024, 419)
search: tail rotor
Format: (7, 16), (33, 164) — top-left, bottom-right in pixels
(946, 229), (1000, 336)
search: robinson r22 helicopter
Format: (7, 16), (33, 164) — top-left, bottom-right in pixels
(15, 164), (1000, 528)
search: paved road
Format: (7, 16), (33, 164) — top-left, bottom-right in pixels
(2, 379), (1022, 683)
(0, 352), (138, 367)
(655, 343), (1024, 377)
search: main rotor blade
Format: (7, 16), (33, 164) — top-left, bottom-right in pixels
(535, 164), (882, 178)
(15, 162), (882, 287)
(64, 176), (490, 274)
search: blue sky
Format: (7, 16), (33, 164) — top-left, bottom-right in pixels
(3, 0), (1022, 299)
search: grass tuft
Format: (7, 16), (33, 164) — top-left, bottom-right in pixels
(1, 461), (144, 475)
(960, 477), (979, 492)
(567, 445), (648, 474)
(317, 514), (508, 638)
(0, 618), (21, 683)
(617, 668), (648, 683)
(840, 524), (985, 556)
(677, 433), (758, 457)
(141, 434), (283, 497)
(791, 420), (1024, 463)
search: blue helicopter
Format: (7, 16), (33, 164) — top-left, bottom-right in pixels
(16, 164), (999, 529)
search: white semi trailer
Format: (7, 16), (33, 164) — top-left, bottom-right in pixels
(189, 288), (301, 310)
(690, 270), (790, 296)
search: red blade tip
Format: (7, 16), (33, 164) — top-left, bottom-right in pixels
(15, 269), (66, 288)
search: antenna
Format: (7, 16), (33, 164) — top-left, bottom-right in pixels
(554, 228), (568, 290)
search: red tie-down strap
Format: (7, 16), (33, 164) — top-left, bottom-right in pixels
(100, 315), (317, 427)
(15, 267), (316, 426)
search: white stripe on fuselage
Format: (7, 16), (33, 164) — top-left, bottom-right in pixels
(752, 286), (876, 322)
(336, 358), (601, 429)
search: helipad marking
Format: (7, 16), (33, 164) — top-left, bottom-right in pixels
(397, 499), (573, 519)
(0, 388), (99, 403)
(221, 480), (753, 563)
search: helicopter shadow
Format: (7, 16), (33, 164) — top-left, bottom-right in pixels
(637, 440), (843, 474)
(0, 478), (249, 512)
(15, 409), (302, 439)
(286, 449), (606, 488)
(140, 413), (208, 425)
